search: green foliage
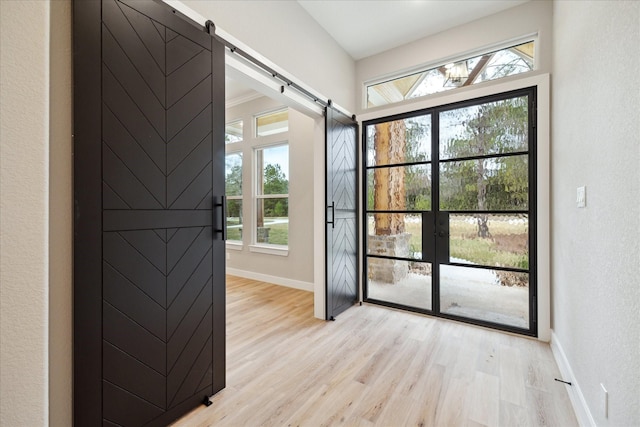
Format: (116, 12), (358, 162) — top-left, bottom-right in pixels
(439, 97), (529, 236)
(450, 238), (527, 270)
(262, 164), (288, 217)
(263, 164), (288, 194)
(226, 199), (242, 220)
(263, 222), (288, 245)
(225, 164), (242, 196)
(404, 116), (431, 163)
(368, 117), (432, 212)
(405, 219), (528, 271)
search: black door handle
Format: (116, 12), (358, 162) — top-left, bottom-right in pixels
(327, 201), (335, 229)
(214, 195), (227, 240)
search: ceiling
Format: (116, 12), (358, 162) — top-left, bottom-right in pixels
(227, 0), (530, 104)
(297, 0), (530, 60)
(226, 76), (260, 104)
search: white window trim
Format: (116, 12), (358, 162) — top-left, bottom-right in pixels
(248, 244), (288, 257)
(226, 241), (243, 251)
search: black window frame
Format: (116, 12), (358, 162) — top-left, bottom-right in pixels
(362, 86), (538, 337)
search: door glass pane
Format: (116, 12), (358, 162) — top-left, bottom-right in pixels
(367, 260), (432, 310)
(439, 154), (528, 211)
(449, 214), (528, 269)
(366, 115), (431, 166)
(367, 213), (422, 260)
(439, 96), (529, 160)
(367, 165), (431, 211)
(440, 265), (529, 328)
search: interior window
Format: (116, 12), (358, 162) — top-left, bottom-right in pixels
(254, 144), (289, 246)
(255, 109), (289, 137)
(225, 152), (243, 241)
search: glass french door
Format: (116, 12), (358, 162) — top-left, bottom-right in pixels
(363, 88), (537, 336)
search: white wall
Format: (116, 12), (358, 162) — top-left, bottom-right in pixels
(0, 1), (51, 425)
(355, 0), (553, 115)
(180, 0), (356, 113)
(551, 1), (640, 425)
(225, 97), (315, 289)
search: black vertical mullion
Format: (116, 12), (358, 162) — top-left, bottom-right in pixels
(528, 88), (538, 335)
(361, 126), (368, 302)
(431, 112), (441, 315)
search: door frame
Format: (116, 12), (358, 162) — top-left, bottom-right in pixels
(357, 73), (551, 340)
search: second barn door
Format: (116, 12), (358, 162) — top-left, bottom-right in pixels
(325, 105), (359, 320)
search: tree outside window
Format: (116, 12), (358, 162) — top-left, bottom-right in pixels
(255, 144), (289, 246)
(225, 153), (242, 241)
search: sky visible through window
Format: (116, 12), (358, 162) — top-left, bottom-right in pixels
(262, 144), (289, 180)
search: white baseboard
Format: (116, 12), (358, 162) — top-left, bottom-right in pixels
(550, 330), (596, 427)
(226, 268), (314, 292)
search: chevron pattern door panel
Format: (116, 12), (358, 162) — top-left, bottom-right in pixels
(325, 107), (359, 320)
(74, 0), (225, 425)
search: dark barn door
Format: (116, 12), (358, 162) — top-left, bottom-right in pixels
(73, 1), (225, 425)
(325, 105), (359, 320)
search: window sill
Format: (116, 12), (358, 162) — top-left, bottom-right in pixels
(249, 244), (289, 257)
(226, 242), (243, 251)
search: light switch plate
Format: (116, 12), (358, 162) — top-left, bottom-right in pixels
(577, 186), (586, 208)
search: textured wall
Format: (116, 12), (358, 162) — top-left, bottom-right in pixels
(551, 1), (640, 425)
(0, 1), (50, 425)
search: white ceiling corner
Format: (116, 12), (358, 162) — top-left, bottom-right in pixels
(297, 0), (530, 60)
(227, 0), (531, 106)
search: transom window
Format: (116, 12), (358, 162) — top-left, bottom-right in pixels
(366, 40), (535, 108)
(256, 109), (289, 137)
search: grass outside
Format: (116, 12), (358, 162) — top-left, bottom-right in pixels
(263, 221), (288, 245)
(369, 216), (528, 269)
(227, 218), (242, 241)
(226, 217), (288, 245)
(447, 218), (528, 269)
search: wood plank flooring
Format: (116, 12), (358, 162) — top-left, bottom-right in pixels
(171, 276), (577, 427)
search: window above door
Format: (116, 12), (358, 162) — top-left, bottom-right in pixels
(365, 40), (535, 109)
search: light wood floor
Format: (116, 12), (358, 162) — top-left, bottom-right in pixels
(172, 275), (577, 427)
